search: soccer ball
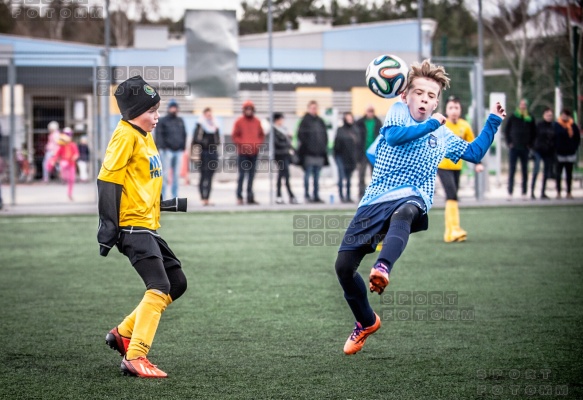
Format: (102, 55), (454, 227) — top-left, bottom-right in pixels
(365, 54), (409, 99)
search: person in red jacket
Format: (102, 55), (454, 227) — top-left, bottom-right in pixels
(232, 100), (265, 205)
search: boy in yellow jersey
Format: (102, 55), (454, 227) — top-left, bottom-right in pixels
(97, 75), (187, 378)
(437, 96), (482, 242)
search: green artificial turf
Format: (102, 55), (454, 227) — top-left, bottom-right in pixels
(0, 206), (582, 399)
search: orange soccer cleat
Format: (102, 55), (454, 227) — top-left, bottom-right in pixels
(343, 313), (381, 355)
(121, 356), (168, 378)
(369, 262), (390, 295)
(105, 327), (130, 357)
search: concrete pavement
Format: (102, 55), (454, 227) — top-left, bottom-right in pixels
(1, 167), (582, 216)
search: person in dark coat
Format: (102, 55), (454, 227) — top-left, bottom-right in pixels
(273, 112), (297, 204)
(298, 100), (328, 203)
(530, 107), (556, 199)
(554, 108), (581, 199)
(192, 107), (221, 206)
(334, 112), (360, 203)
(504, 98), (536, 200)
(355, 106), (383, 197)
(155, 99), (187, 199)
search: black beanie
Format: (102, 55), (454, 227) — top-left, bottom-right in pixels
(114, 75), (161, 120)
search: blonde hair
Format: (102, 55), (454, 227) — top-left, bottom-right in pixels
(406, 59), (450, 93)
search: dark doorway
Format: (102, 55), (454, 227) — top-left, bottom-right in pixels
(32, 97), (65, 180)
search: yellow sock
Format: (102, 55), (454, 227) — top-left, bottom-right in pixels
(117, 308), (137, 338)
(126, 289), (171, 360)
(119, 294), (173, 338)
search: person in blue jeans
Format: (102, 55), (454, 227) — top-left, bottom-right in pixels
(155, 99), (187, 199)
(334, 112), (360, 203)
(298, 100), (328, 203)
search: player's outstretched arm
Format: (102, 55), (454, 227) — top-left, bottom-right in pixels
(160, 197), (187, 212)
(460, 102), (506, 163)
(382, 117), (442, 146)
(97, 179), (123, 257)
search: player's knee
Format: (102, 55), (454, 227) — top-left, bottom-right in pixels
(147, 278), (171, 296)
(335, 252), (357, 280)
(393, 204), (419, 224)
(169, 273), (187, 302)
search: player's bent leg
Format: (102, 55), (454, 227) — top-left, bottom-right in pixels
(117, 257), (172, 378)
(166, 266), (187, 302)
(335, 250), (375, 327)
(336, 250), (382, 355)
(371, 203), (420, 294)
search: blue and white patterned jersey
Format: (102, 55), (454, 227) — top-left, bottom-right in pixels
(360, 101), (469, 211)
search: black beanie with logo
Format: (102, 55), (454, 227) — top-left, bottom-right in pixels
(114, 75), (161, 121)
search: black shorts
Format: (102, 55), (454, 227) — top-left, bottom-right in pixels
(116, 227), (181, 269)
(338, 196), (429, 253)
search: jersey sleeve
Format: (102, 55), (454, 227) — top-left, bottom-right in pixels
(380, 102), (440, 146)
(444, 128), (470, 163)
(98, 130), (134, 185)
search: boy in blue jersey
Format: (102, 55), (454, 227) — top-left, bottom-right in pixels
(337, 60), (506, 355)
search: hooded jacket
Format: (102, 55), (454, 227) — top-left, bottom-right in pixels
(155, 113), (187, 151)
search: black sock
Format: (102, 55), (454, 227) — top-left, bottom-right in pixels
(378, 220), (411, 274)
(335, 251), (376, 327)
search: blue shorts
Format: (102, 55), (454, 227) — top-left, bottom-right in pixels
(338, 196), (428, 253)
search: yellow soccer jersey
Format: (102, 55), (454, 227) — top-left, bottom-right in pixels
(438, 118), (475, 170)
(98, 120), (162, 230)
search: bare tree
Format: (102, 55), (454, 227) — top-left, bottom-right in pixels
(483, 0), (582, 117)
(483, 0), (536, 104)
(108, 0), (159, 47)
(45, 0), (67, 40)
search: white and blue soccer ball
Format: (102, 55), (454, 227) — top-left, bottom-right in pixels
(365, 54), (409, 99)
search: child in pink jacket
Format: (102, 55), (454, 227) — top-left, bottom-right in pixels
(50, 128), (79, 200)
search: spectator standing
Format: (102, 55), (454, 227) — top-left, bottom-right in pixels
(43, 121), (61, 182)
(298, 100), (328, 203)
(504, 98), (536, 200)
(155, 99), (187, 199)
(232, 100), (265, 205)
(192, 107), (221, 206)
(273, 112), (297, 204)
(355, 106), (382, 198)
(334, 112), (360, 203)
(49, 127), (79, 201)
(437, 96), (478, 243)
(555, 108), (581, 199)
(77, 135), (90, 182)
(530, 108), (556, 199)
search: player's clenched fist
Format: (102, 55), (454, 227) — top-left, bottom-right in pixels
(493, 102), (506, 118)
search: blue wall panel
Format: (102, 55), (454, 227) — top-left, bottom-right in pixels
(238, 48), (323, 69)
(323, 24), (419, 52)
